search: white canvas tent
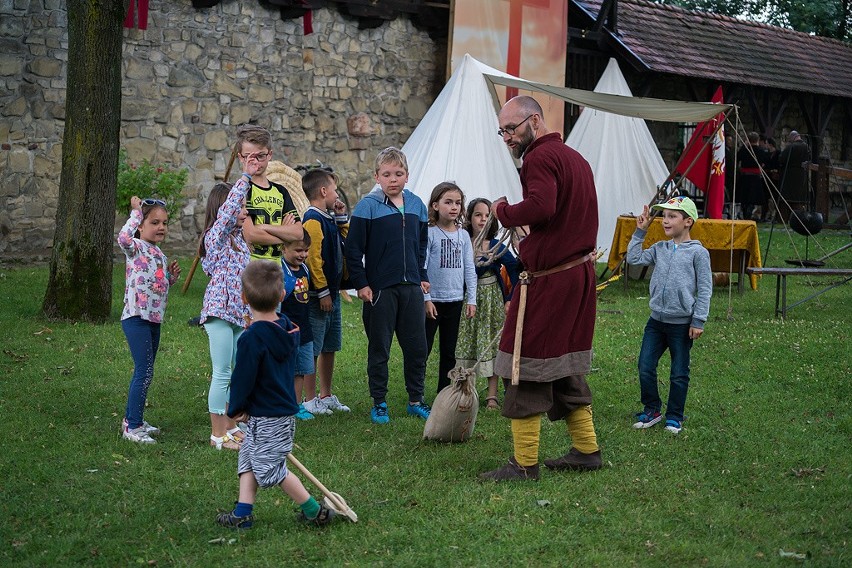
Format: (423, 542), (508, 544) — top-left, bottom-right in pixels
(401, 55), (525, 206)
(565, 59), (670, 253)
(400, 54), (730, 254)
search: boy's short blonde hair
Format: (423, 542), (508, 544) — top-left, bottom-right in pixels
(235, 124), (272, 155)
(241, 260), (283, 312)
(374, 146), (408, 174)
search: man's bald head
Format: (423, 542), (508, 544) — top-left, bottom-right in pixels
(503, 95), (544, 121)
(498, 96), (548, 159)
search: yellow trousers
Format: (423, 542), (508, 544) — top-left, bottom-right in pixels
(511, 405), (598, 466)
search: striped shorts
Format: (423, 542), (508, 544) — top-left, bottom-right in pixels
(237, 415), (295, 488)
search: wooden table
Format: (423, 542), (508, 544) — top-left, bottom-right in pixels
(607, 216), (763, 291)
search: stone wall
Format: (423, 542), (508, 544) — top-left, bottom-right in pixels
(0, 1), (446, 261)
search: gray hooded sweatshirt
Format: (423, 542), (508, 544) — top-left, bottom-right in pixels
(627, 228), (713, 329)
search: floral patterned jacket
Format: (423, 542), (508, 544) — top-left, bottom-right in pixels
(200, 179), (252, 328)
(118, 210), (178, 323)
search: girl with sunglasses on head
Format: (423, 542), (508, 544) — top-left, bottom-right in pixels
(118, 195), (181, 444)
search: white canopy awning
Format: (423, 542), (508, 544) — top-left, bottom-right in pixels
(474, 56), (731, 123)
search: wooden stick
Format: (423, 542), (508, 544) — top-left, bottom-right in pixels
(511, 274), (529, 386)
(288, 453), (358, 522)
(223, 143), (238, 183)
(181, 255), (200, 294)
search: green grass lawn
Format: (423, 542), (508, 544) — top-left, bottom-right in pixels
(1, 227), (849, 566)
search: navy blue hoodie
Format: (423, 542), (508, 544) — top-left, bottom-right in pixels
(228, 315), (300, 418)
(345, 187), (428, 291)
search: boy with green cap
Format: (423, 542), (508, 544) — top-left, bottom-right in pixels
(626, 196), (712, 434)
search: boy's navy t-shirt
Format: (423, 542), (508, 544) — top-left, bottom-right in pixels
(281, 262), (313, 345)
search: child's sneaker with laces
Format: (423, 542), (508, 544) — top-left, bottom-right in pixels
(123, 425), (156, 444)
(122, 417), (160, 436)
(321, 394), (350, 412)
(298, 503), (336, 526)
(216, 510), (254, 529)
(295, 403), (315, 420)
(632, 410), (662, 429)
(370, 402), (390, 424)
(303, 396), (332, 416)
(407, 402), (431, 420)
(664, 419), (682, 434)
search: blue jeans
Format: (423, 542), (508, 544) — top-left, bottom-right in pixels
(309, 294), (342, 355)
(294, 342), (316, 376)
(122, 316), (161, 429)
(637, 317), (693, 422)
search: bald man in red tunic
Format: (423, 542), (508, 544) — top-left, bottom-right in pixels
(479, 96), (602, 481)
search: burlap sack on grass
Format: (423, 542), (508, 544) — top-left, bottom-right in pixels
(423, 367), (479, 443)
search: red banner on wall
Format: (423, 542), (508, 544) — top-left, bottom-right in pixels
(124, 0), (149, 30)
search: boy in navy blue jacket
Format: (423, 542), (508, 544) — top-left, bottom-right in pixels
(216, 260), (335, 529)
(301, 169), (351, 416)
(344, 147), (431, 424)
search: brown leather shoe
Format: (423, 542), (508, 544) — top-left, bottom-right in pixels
(543, 447), (602, 472)
(478, 456), (539, 481)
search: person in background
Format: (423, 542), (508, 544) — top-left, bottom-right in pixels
(118, 196), (181, 444)
(423, 181), (477, 394)
(300, 169), (351, 416)
(627, 197), (712, 435)
(480, 96), (602, 481)
(344, 147), (431, 424)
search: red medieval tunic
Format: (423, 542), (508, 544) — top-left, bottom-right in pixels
(494, 132), (598, 383)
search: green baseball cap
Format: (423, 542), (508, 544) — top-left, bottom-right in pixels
(651, 196), (698, 221)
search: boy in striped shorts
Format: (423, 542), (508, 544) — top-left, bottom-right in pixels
(216, 260), (335, 529)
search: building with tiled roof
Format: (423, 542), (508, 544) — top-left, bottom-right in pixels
(567, 0), (852, 166)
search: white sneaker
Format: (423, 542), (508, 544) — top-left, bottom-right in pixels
(321, 394), (351, 412)
(303, 396), (332, 415)
(122, 417), (160, 436)
(123, 425), (156, 444)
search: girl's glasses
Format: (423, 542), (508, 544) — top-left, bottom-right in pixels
(142, 198), (166, 206)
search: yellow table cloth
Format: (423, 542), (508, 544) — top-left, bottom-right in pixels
(606, 216), (762, 290)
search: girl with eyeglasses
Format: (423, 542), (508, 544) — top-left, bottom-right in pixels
(117, 195), (181, 444)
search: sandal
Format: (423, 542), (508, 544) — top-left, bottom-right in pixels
(226, 427), (245, 443)
(210, 434), (240, 451)
(485, 396), (500, 410)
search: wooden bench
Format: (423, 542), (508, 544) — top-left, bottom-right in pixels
(746, 267), (852, 318)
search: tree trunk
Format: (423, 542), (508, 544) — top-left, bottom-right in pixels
(42, 0), (127, 322)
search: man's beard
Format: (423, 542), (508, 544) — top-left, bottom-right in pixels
(511, 126), (534, 159)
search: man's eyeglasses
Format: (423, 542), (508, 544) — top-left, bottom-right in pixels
(142, 198), (166, 207)
(497, 114), (534, 137)
(239, 152), (270, 162)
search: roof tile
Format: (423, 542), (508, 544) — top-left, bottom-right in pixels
(575, 0), (852, 97)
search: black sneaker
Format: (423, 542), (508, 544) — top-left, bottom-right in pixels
(299, 503), (336, 527)
(215, 510), (254, 529)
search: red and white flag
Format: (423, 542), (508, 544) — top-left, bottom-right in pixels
(674, 86), (725, 219)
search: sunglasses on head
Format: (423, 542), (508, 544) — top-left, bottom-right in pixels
(142, 198), (166, 207)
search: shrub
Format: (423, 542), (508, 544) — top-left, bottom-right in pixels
(116, 149), (188, 221)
